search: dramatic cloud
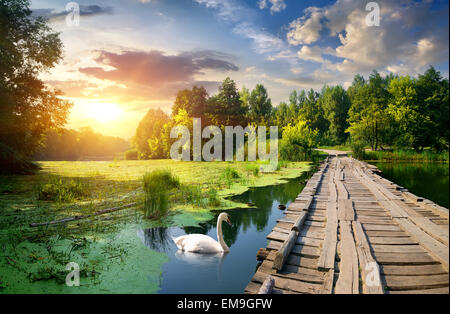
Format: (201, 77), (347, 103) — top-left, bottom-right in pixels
(79, 50), (238, 87)
(286, 0), (449, 76)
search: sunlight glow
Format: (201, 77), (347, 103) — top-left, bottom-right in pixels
(86, 103), (123, 123)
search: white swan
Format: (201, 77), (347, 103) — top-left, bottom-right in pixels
(172, 213), (231, 253)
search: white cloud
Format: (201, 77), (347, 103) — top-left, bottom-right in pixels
(297, 45), (324, 63)
(285, 0), (449, 78)
(287, 7), (323, 45)
(233, 22), (284, 53)
(259, 0), (287, 14)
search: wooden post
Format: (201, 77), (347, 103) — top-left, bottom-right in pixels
(258, 276), (275, 294)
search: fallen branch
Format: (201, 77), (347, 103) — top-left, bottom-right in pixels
(29, 202), (140, 228)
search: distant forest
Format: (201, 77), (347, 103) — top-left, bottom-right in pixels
(33, 127), (129, 161)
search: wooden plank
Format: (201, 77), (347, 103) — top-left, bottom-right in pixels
(389, 287), (449, 294)
(317, 178), (338, 271)
(273, 230), (298, 270)
(292, 211), (308, 232)
(335, 221), (359, 294)
(258, 260), (324, 284)
(251, 271), (322, 294)
(371, 244), (425, 253)
(372, 252), (439, 265)
(338, 199), (355, 221)
(319, 269), (334, 294)
(408, 216), (449, 246)
(394, 217), (449, 271)
(352, 221), (383, 294)
(384, 274), (449, 291)
(380, 264), (448, 276)
(336, 180), (349, 200)
(267, 241), (320, 258)
(266, 251), (318, 269)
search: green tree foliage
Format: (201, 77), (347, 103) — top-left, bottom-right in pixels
(298, 89), (329, 139)
(347, 71), (396, 150)
(0, 0), (72, 173)
(248, 84), (272, 124)
(319, 85), (350, 144)
(207, 77), (246, 126)
(172, 86), (209, 119)
(133, 109), (169, 159)
(280, 120), (319, 161)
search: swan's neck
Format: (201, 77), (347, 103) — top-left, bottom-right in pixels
(217, 216), (229, 252)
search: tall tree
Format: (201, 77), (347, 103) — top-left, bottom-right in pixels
(133, 109), (170, 159)
(319, 85), (350, 144)
(248, 84), (272, 124)
(172, 86), (209, 119)
(207, 77), (246, 126)
(0, 0), (72, 166)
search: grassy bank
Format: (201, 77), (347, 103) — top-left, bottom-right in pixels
(0, 160), (312, 293)
(363, 150), (449, 162)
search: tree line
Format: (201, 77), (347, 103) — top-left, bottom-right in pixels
(131, 66), (449, 161)
(33, 127), (129, 161)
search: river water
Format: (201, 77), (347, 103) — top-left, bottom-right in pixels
(137, 173), (311, 294)
(372, 162), (449, 208)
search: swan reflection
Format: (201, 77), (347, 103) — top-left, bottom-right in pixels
(174, 250), (227, 266)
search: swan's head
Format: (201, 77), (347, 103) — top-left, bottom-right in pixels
(220, 212), (232, 226)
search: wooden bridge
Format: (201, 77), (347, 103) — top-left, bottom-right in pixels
(245, 156), (449, 294)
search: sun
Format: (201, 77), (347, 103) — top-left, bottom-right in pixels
(86, 103), (123, 123)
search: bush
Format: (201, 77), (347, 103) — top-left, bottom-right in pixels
(125, 149), (138, 160)
(142, 169), (180, 219)
(351, 141), (366, 160)
(36, 176), (89, 202)
(222, 166), (240, 188)
(280, 121), (319, 161)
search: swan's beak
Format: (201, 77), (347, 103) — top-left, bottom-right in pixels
(226, 217), (232, 226)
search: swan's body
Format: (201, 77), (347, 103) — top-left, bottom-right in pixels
(172, 213), (231, 253)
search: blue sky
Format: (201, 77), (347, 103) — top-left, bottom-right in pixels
(31, 0), (449, 138)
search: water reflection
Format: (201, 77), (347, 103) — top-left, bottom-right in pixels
(175, 251), (227, 266)
(137, 171), (312, 294)
(373, 162), (449, 208)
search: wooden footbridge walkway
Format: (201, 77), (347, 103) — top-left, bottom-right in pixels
(245, 155), (449, 294)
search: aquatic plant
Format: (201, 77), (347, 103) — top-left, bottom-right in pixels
(36, 176), (89, 202)
(142, 169), (180, 219)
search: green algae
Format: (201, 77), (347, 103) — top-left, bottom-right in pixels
(0, 160), (312, 294)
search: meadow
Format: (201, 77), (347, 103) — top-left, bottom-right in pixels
(0, 160), (312, 293)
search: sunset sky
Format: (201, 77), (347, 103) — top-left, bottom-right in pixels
(31, 0), (449, 139)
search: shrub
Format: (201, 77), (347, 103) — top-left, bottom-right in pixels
(351, 141), (366, 160)
(125, 149), (138, 160)
(222, 167), (240, 188)
(142, 169), (180, 219)
(280, 121), (319, 161)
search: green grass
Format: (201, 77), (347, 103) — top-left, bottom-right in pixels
(364, 150), (449, 162)
(318, 145), (352, 152)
